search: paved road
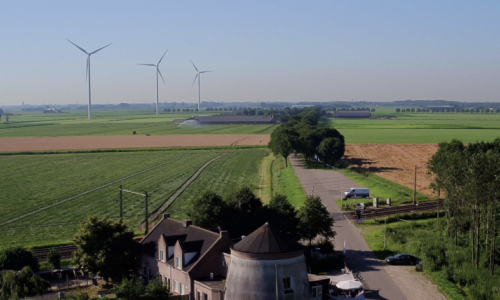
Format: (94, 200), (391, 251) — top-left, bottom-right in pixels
(290, 155), (406, 300)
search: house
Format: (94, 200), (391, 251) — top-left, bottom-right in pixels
(194, 115), (274, 125)
(140, 217), (331, 300)
(333, 110), (371, 119)
(140, 214), (233, 299)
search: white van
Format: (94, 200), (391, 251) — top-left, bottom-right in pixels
(343, 188), (370, 200)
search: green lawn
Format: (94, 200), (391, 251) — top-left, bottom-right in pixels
(0, 149), (267, 249)
(0, 110), (276, 137)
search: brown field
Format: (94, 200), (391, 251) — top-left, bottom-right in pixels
(344, 144), (439, 197)
(0, 135), (271, 152)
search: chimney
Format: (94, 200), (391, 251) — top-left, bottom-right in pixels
(183, 220), (192, 228)
(241, 235), (246, 240)
(219, 230), (229, 239)
(163, 214), (170, 220)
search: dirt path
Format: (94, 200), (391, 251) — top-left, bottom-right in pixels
(345, 144), (439, 197)
(385, 266), (446, 300)
(0, 135), (271, 152)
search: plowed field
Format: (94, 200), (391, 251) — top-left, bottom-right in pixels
(0, 134), (271, 152)
(344, 144), (439, 197)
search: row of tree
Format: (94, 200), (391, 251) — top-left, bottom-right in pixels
(397, 107), (500, 113)
(188, 188), (335, 245)
(269, 107), (345, 167)
(428, 138), (500, 276)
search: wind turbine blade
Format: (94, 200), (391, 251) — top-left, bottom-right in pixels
(157, 68), (165, 83)
(190, 60), (198, 72)
(137, 64), (156, 66)
(67, 39), (88, 54)
(90, 43), (112, 54)
(192, 73), (199, 87)
(200, 71), (213, 73)
(157, 49), (168, 65)
(86, 56), (89, 82)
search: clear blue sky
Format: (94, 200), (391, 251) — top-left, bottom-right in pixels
(1, 0), (499, 105)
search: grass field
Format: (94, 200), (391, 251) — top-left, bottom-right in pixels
(0, 110), (276, 137)
(322, 110), (500, 143)
(0, 149), (267, 249)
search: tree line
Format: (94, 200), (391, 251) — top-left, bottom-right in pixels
(188, 187), (335, 245)
(428, 138), (500, 276)
(268, 106), (345, 167)
(397, 107), (500, 113)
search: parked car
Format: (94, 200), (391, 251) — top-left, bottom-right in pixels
(385, 253), (419, 265)
(343, 188), (370, 200)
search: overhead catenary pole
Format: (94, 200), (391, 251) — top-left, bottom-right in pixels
(119, 185), (123, 219)
(413, 165), (417, 205)
(145, 191), (149, 234)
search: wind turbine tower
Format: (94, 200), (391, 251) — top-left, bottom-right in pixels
(190, 60), (212, 111)
(67, 40), (112, 119)
(138, 50), (168, 115)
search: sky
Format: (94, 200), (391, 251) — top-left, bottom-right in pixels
(1, 1), (499, 105)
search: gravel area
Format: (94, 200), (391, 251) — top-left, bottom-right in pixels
(384, 265), (446, 300)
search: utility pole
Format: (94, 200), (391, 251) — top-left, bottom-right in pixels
(413, 164), (427, 205)
(119, 185), (123, 219)
(144, 192), (149, 235)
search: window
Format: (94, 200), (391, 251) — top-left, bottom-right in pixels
(203, 293), (208, 300)
(176, 256), (181, 269)
(165, 277), (170, 291)
(180, 283), (185, 295)
(196, 291), (201, 300)
(160, 250), (165, 261)
(312, 286), (322, 297)
(283, 277), (292, 291)
(173, 280), (179, 293)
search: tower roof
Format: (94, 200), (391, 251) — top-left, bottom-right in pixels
(232, 222), (303, 255)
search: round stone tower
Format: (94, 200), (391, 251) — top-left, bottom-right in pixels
(224, 222), (310, 300)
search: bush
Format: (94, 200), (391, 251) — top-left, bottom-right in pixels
(47, 248), (61, 269)
(0, 246), (39, 272)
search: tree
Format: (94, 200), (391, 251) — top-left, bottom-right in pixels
(267, 194), (299, 240)
(269, 126), (298, 167)
(144, 277), (170, 300)
(226, 187), (264, 237)
(396, 108), (400, 113)
(73, 216), (140, 283)
(371, 108), (375, 112)
(113, 277), (144, 300)
(0, 266), (50, 300)
(47, 248), (61, 269)
(0, 246), (39, 272)
(317, 137), (344, 167)
(187, 191), (227, 229)
(297, 196), (335, 245)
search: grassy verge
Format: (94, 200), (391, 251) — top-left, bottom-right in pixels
(359, 219), (469, 300)
(272, 156), (307, 208)
(335, 168), (433, 210)
(256, 152), (274, 204)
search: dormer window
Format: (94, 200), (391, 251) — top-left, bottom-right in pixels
(176, 256), (181, 269)
(160, 250), (165, 262)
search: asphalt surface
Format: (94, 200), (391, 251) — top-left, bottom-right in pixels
(290, 155), (407, 300)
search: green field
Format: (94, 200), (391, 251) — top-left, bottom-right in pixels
(0, 149), (267, 249)
(322, 110), (500, 143)
(0, 110), (276, 137)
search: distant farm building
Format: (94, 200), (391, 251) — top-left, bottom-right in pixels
(333, 110), (371, 118)
(43, 108), (62, 114)
(194, 115), (275, 125)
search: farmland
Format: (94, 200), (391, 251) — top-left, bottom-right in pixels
(0, 149), (267, 249)
(0, 110), (276, 137)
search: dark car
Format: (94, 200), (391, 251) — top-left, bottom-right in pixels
(385, 253), (419, 265)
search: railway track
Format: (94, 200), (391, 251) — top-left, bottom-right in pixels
(345, 200), (443, 220)
(32, 245), (77, 261)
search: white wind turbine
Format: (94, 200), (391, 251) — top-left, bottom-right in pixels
(138, 50), (168, 115)
(190, 60), (212, 111)
(67, 40), (112, 119)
